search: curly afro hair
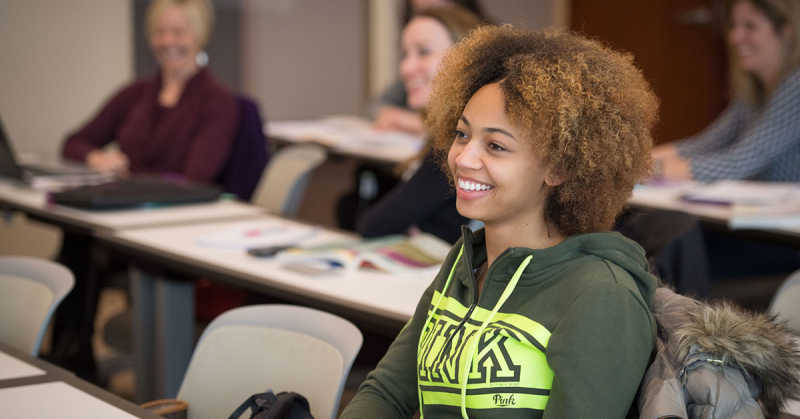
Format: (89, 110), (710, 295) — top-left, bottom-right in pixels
(427, 26), (659, 235)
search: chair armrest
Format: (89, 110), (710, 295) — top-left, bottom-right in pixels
(140, 398), (188, 419)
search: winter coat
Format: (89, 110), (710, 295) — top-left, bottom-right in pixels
(638, 287), (800, 419)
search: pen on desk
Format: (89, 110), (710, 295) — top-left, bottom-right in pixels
(318, 258), (344, 268)
(247, 245), (295, 257)
(679, 196), (733, 206)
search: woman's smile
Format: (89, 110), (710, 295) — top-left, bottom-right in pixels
(448, 83), (554, 229)
(455, 176), (495, 201)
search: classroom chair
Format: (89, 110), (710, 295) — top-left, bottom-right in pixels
(142, 304), (363, 419)
(0, 256), (74, 356)
(250, 144), (327, 217)
(769, 269), (800, 334)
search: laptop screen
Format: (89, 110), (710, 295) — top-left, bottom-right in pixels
(0, 118), (26, 181)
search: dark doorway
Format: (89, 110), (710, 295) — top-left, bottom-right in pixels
(571, 0), (729, 144)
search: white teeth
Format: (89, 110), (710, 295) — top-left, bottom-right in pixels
(458, 178), (492, 191)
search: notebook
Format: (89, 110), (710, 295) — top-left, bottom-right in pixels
(0, 117), (108, 188)
(50, 176), (222, 210)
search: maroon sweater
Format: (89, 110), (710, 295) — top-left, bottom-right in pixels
(62, 68), (239, 182)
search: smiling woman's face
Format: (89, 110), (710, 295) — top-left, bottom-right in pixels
(728, 0), (787, 84)
(149, 5), (201, 77)
(448, 83), (557, 229)
(400, 17), (454, 110)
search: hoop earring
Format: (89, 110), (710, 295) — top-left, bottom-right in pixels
(196, 51), (208, 67)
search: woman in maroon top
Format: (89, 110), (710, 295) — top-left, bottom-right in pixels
(52, 0), (237, 382)
(61, 0), (238, 182)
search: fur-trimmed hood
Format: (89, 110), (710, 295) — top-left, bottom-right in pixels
(650, 287), (800, 417)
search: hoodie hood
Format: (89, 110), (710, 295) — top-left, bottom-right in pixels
(462, 227), (657, 308)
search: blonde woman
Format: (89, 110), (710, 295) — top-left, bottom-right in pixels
(62, 0), (238, 181)
(653, 0), (800, 181)
(52, 0), (237, 382)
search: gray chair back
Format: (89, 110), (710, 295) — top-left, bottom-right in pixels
(177, 304), (362, 419)
(769, 270), (800, 334)
(0, 256), (74, 355)
(250, 144), (326, 217)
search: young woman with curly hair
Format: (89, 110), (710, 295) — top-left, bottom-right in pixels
(342, 25), (659, 418)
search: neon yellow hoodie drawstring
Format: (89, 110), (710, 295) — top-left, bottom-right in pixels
(459, 254), (531, 418)
(417, 245), (463, 418)
(416, 245), (532, 419)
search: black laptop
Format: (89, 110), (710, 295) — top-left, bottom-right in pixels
(1, 117), (221, 209)
(0, 117), (106, 185)
(50, 175), (222, 210)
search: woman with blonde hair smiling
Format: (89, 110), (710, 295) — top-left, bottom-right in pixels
(61, 0), (238, 179)
(653, 0), (800, 181)
(52, 0), (238, 381)
(342, 25), (658, 418)
(648, 0), (800, 294)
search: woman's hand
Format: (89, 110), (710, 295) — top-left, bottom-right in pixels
(373, 106), (425, 135)
(651, 154), (692, 181)
(649, 143), (692, 180)
(86, 149), (130, 174)
(661, 155), (692, 180)
(652, 143), (678, 160)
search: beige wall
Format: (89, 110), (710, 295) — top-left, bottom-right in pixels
(241, 0), (367, 120)
(369, 0), (401, 98)
(0, 0), (133, 156)
(487, 0), (569, 30)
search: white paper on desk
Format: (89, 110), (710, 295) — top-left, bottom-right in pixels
(196, 224), (317, 249)
(28, 173), (114, 191)
(276, 233), (449, 275)
(720, 182), (800, 230)
(323, 115), (424, 152)
(0, 350), (45, 380)
(631, 181), (697, 205)
(729, 202), (800, 230)
(0, 381), (138, 418)
(268, 116), (424, 155)
(682, 180), (800, 206)
(267, 120), (342, 146)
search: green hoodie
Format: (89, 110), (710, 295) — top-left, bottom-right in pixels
(341, 227), (656, 418)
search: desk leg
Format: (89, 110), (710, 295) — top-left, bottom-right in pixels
(132, 268), (195, 401)
(131, 268), (155, 403)
(154, 276), (194, 398)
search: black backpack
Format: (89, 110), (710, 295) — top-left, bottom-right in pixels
(228, 391), (314, 419)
